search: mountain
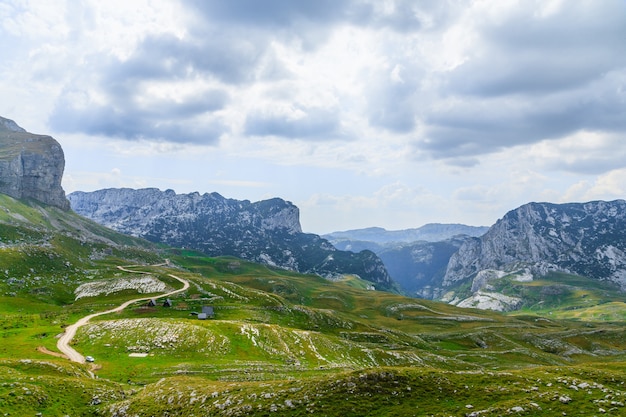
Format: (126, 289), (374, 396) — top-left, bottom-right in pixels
(4, 192), (626, 416)
(324, 224), (487, 297)
(68, 188), (395, 290)
(323, 223), (489, 245)
(0, 116), (70, 210)
(2, 118), (626, 416)
(440, 200), (626, 310)
(377, 236), (474, 298)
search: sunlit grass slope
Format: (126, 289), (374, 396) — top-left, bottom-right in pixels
(1, 195), (626, 416)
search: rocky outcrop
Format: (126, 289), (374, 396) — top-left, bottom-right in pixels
(0, 116), (70, 210)
(443, 200), (626, 292)
(69, 188), (395, 290)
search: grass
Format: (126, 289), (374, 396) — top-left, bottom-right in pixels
(0, 195), (625, 415)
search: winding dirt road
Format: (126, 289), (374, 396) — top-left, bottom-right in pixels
(56, 266), (189, 364)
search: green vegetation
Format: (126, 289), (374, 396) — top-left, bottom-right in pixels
(1, 195), (625, 416)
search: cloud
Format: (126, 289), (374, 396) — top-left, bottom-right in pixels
(6, 0), (626, 189)
(366, 64), (420, 133)
(413, 0), (626, 162)
(244, 105), (340, 140)
(447, 1), (626, 97)
(50, 75), (230, 142)
(563, 168), (626, 202)
(184, 0), (349, 28)
(183, 0), (444, 36)
(529, 131), (626, 175)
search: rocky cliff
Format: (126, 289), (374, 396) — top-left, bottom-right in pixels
(69, 188), (395, 289)
(440, 200), (626, 309)
(0, 116), (70, 210)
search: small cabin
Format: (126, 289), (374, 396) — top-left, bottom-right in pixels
(147, 299), (157, 307)
(197, 306), (214, 320)
(163, 299), (173, 308)
(201, 306), (214, 318)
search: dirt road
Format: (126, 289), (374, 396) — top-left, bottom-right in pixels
(56, 268), (189, 364)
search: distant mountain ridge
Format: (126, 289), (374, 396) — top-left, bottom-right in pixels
(323, 224), (488, 297)
(323, 224), (489, 245)
(69, 188), (395, 290)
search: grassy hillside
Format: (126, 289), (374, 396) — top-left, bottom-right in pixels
(1, 195), (626, 416)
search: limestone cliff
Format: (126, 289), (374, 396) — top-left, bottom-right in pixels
(69, 188), (395, 290)
(443, 200), (626, 290)
(0, 116), (70, 210)
(439, 200), (626, 311)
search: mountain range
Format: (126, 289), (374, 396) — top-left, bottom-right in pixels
(2, 115), (626, 415)
(323, 224), (489, 246)
(3, 113), (626, 311)
(68, 188), (395, 290)
(323, 225), (488, 297)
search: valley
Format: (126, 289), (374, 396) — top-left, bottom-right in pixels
(1, 116), (626, 415)
(1, 196), (626, 416)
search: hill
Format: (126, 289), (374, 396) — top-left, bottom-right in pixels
(323, 223), (489, 245)
(1, 194), (626, 416)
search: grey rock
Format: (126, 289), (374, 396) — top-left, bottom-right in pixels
(69, 188), (395, 289)
(0, 116), (70, 210)
(443, 200), (626, 291)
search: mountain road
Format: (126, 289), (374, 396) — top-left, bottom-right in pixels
(56, 266), (189, 364)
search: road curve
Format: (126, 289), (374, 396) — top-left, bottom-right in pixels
(56, 267), (189, 364)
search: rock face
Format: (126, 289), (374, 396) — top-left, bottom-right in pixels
(0, 116), (70, 210)
(69, 188), (394, 289)
(442, 200), (626, 296)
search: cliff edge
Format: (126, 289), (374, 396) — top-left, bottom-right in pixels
(0, 116), (70, 210)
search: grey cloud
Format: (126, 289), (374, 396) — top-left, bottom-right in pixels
(244, 107), (340, 140)
(416, 1), (626, 162)
(49, 86), (228, 144)
(48, 0), (454, 144)
(48, 29), (242, 145)
(184, 0), (349, 28)
(105, 33), (266, 85)
(367, 75), (419, 133)
(447, 2), (626, 98)
(423, 78), (626, 160)
(183, 0), (447, 38)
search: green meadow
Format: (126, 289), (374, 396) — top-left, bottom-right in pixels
(1, 195), (625, 416)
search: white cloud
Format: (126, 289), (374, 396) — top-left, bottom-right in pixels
(564, 169), (626, 202)
(3, 0), (626, 233)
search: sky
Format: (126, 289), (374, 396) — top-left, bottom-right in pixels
(1, 0), (626, 234)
